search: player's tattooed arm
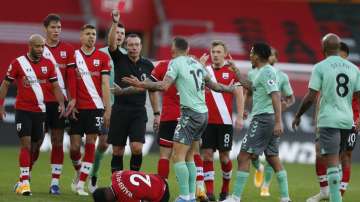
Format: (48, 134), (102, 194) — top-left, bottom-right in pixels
(111, 83), (145, 95)
(108, 9), (120, 52)
(122, 75), (174, 92)
(292, 88), (318, 130)
(204, 75), (239, 93)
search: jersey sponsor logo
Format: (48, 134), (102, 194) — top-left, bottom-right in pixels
(222, 72), (229, 79)
(93, 59), (100, 67)
(60, 51), (67, 58)
(41, 66), (48, 74)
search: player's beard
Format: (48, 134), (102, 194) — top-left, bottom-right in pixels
(30, 49), (42, 61)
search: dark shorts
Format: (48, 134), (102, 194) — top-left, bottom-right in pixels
(240, 113), (279, 156)
(340, 127), (358, 152)
(158, 121), (177, 148)
(15, 110), (46, 142)
(45, 102), (66, 130)
(69, 109), (104, 135)
(201, 124), (233, 152)
(173, 108), (208, 145)
(108, 107), (147, 146)
(318, 127), (352, 155)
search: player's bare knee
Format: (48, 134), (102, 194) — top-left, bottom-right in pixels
(98, 143), (109, 152)
(112, 146), (125, 156)
(130, 144), (143, 155)
(219, 151), (230, 164)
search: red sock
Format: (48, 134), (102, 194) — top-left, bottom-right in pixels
(79, 143), (95, 183)
(157, 158), (170, 179)
(316, 157), (328, 188)
(221, 160), (232, 194)
(194, 153), (204, 182)
(203, 160), (214, 194)
(51, 146), (64, 180)
(340, 166), (351, 196)
(70, 149), (82, 171)
(19, 148), (31, 182)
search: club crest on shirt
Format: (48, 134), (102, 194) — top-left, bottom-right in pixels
(222, 72), (229, 79)
(41, 66), (48, 74)
(60, 51), (67, 58)
(267, 79), (275, 86)
(140, 73), (147, 81)
(93, 59), (100, 67)
(16, 123), (22, 132)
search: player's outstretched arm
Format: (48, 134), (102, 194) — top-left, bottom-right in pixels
(122, 75), (174, 92)
(108, 9), (120, 52)
(292, 88), (318, 130)
(0, 80), (11, 120)
(111, 83), (145, 95)
(204, 74), (238, 93)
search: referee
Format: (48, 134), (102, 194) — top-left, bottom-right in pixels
(107, 10), (160, 172)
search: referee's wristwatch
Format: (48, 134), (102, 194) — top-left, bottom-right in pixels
(153, 112), (160, 116)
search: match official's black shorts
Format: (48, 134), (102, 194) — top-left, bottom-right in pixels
(15, 110), (46, 141)
(108, 107), (147, 146)
(69, 109), (104, 135)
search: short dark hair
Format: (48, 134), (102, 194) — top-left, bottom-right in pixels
(340, 41), (349, 56)
(81, 24), (96, 31)
(43, 14), (61, 27)
(173, 37), (189, 52)
(252, 42), (271, 61)
(211, 40), (228, 53)
(117, 23), (125, 29)
(126, 33), (141, 40)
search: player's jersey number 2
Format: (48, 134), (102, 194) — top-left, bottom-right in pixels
(130, 174), (151, 187)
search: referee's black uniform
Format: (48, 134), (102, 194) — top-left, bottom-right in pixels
(107, 48), (154, 148)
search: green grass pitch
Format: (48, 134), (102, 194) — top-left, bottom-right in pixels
(0, 147), (359, 202)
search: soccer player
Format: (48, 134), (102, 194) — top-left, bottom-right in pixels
(108, 10), (160, 173)
(292, 34), (360, 202)
(306, 41), (359, 202)
(68, 24), (111, 196)
(224, 42), (291, 202)
(42, 13), (76, 194)
(88, 22), (127, 193)
(92, 170), (170, 202)
(251, 47), (295, 197)
(197, 40), (244, 201)
(123, 37), (239, 202)
(0, 34), (65, 196)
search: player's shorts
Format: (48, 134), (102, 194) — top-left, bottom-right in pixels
(240, 113), (279, 156)
(340, 126), (358, 152)
(108, 107), (147, 146)
(317, 127), (352, 155)
(45, 102), (66, 130)
(15, 110), (46, 141)
(158, 121), (177, 148)
(69, 109), (104, 135)
(201, 124), (233, 152)
(173, 108), (208, 145)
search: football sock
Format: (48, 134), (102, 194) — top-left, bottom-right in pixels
(50, 145), (64, 186)
(111, 155), (123, 173)
(340, 165), (350, 196)
(316, 157), (329, 194)
(252, 158), (261, 170)
(78, 143), (95, 187)
(174, 161), (190, 198)
(327, 166), (342, 202)
(276, 170), (290, 199)
(186, 161), (197, 200)
(203, 160), (214, 194)
(221, 160), (232, 193)
(130, 153), (142, 171)
(233, 171), (249, 198)
(19, 148), (31, 184)
(263, 163), (274, 187)
(157, 158), (170, 179)
(90, 149), (105, 178)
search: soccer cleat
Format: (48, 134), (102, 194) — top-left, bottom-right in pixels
(49, 185), (61, 195)
(306, 192), (329, 202)
(19, 183), (32, 196)
(174, 196), (188, 202)
(196, 186), (208, 202)
(206, 193), (217, 202)
(219, 192), (229, 201)
(254, 164), (264, 188)
(13, 181), (22, 194)
(88, 176), (98, 194)
(222, 195), (241, 202)
(260, 186), (270, 197)
(76, 188), (89, 196)
(71, 171), (80, 193)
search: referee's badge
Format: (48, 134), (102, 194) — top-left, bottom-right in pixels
(60, 51), (67, 58)
(222, 72), (229, 79)
(93, 59), (100, 67)
(41, 66), (48, 74)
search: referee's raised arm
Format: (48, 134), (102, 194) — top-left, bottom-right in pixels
(109, 9), (120, 52)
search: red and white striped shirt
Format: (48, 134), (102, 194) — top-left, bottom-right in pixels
(5, 55), (57, 112)
(73, 49), (110, 110)
(205, 65), (239, 125)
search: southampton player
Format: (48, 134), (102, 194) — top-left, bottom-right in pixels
(123, 37), (239, 202)
(224, 43), (291, 202)
(292, 34), (360, 202)
(92, 170), (169, 202)
(251, 47), (295, 197)
(0, 34), (65, 196)
(306, 41), (360, 202)
(196, 40), (244, 201)
(88, 22), (126, 193)
(68, 24), (111, 196)
(42, 13), (76, 194)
